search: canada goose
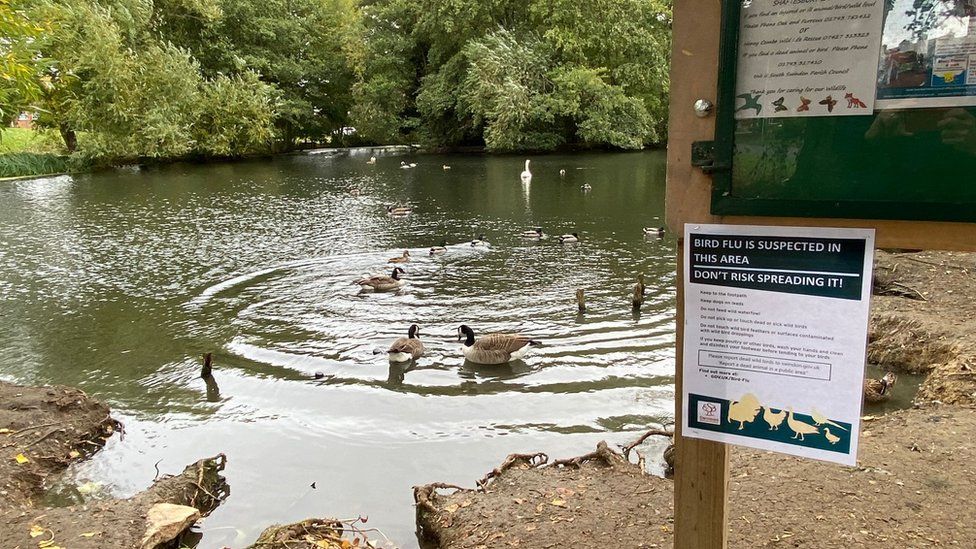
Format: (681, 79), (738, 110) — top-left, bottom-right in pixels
(457, 324), (541, 365)
(366, 156), (376, 165)
(581, 183), (592, 191)
(559, 169), (566, 177)
(558, 232), (579, 244)
(728, 394), (761, 430)
(387, 324), (425, 362)
(864, 372), (897, 403)
(429, 240), (447, 255)
(470, 234), (490, 247)
(823, 427), (841, 445)
(763, 406), (786, 430)
(442, 165), (451, 170)
(387, 204), (412, 216)
(520, 159), (532, 183)
(810, 408), (848, 431)
(522, 227), (547, 240)
(786, 408), (819, 441)
(354, 267), (406, 292)
(388, 250), (410, 263)
(643, 227), (665, 237)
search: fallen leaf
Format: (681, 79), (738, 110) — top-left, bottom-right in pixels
(512, 498), (524, 505)
(444, 503), (460, 514)
(555, 487), (575, 497)
(29, 525), (45, 538)
(550, 499), (566, 507)
(68, 450), (81, 459)
(79, 532), (100, 538)
(459, 499), (472, 508)
(0, 428), (12, 434)
(15, 453), (29, 464)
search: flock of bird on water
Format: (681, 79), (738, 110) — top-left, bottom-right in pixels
(353, 156), (666, 366)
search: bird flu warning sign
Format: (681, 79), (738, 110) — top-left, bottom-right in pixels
(682, 224), (875, 465)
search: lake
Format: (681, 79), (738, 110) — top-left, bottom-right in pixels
(0, 150), (675, 547)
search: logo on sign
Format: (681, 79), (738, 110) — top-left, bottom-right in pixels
(697, 401), (721, 425)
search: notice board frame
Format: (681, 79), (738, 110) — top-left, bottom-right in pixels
(703, 0), (976, 223)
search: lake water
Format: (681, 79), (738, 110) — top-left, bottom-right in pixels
(0, 150), (675, 547)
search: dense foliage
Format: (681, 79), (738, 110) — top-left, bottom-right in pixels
(353, 0), (672, 151)
(2, 0), (672, 163)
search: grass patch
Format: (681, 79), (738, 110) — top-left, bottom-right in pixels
(0, 128), (65, 154)
(0, 152), (72, 178)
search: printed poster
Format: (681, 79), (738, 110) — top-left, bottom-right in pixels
(682, 224), (875, 466)
(876, 0), (976, 108)
(735, 0), (886, 119)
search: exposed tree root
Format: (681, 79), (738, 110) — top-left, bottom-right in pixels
(476, 451), (548, 490)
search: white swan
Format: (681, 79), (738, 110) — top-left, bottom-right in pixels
(520, 159), (532, 183)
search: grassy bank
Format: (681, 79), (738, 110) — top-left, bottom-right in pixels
(0, 128), (73, 179)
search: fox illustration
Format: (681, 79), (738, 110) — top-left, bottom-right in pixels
(844, 92), (867, 109)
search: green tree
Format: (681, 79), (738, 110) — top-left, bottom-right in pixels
(0, 0), (45, 125)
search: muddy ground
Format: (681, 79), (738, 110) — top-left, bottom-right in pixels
(416, 250), (976, 548)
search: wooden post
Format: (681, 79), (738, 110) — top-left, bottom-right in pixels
(201, 352), (213, 379)
(673, 245), (729, 548)
(576, 289), (586, 313)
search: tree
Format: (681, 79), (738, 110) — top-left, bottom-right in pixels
(0, 0), (45, 125)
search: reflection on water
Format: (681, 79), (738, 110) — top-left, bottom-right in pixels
(0, 150), (674, 548)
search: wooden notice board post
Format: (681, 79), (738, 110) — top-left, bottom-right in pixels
(666, 0), (976, 547)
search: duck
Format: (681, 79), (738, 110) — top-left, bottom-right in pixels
(580, 183), (592, 191)
(864, 372), (897, 403)
(559, 169), (566, 177)
(399, 161), (417, 169)
(429, 240), (447, 256)
(442, 165), (451, 170)
(388, 250), (410, 263)
(762, 406), (786, 430)
(354, 267), (406, 292)
(823, 427), (841, 445)
(387, 324), (425, 362)
(643, 227), (665, 237)
(521, 227), (547, 240)
(386, 204), (413, 216)
(457, 324), (541, 365)
(810, 408), (847, 431)
(520, 159), (532, 183)
(786, 408), (819, 441)
(366, 156), (376, 165)
(470, 234), (490, 247)
(558, 232), (580, 244)
(663, 442), (675, 477)
(728, 394), (761, 430)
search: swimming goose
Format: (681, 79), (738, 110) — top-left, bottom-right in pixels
(399, 161), (417, 169)
(387, 204), (413, 216)
(520, 159), (532, 183)
(522, 227), (548, 240)
(387, 324), (425, 362)
(864, 372), (897, 403)
(470, 234), (490, 247)
(442, 165), (452, 170)
(559, 169), (566, 177)
(643, 227), (665, 237)
(457, 324), (541, 365)
(429, 240), (447, 255)
(354, 267), (406, 292)
(366, 156), (376, 165)
(558, 232), (579, 244)
(580, 183), (592, 191)
(388, 250), (410, 263)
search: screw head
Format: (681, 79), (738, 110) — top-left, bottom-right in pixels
(694, 99), (714, 118)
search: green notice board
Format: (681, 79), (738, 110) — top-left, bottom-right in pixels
(707, 0), (976, 222)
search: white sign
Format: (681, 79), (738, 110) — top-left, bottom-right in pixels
(682, 224), (875, 465)
(735, 0), (886, 119)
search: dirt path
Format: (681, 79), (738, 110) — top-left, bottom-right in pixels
(416, 405), (975, 548)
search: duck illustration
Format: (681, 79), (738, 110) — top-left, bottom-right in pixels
(823, 427), (841, 445)
(728, 394), (761, 430)
(786, 408), (819, 441)
(762, 406), (786, 430)
(810, 408), (847, 431)
(735, 92), (763, 115)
